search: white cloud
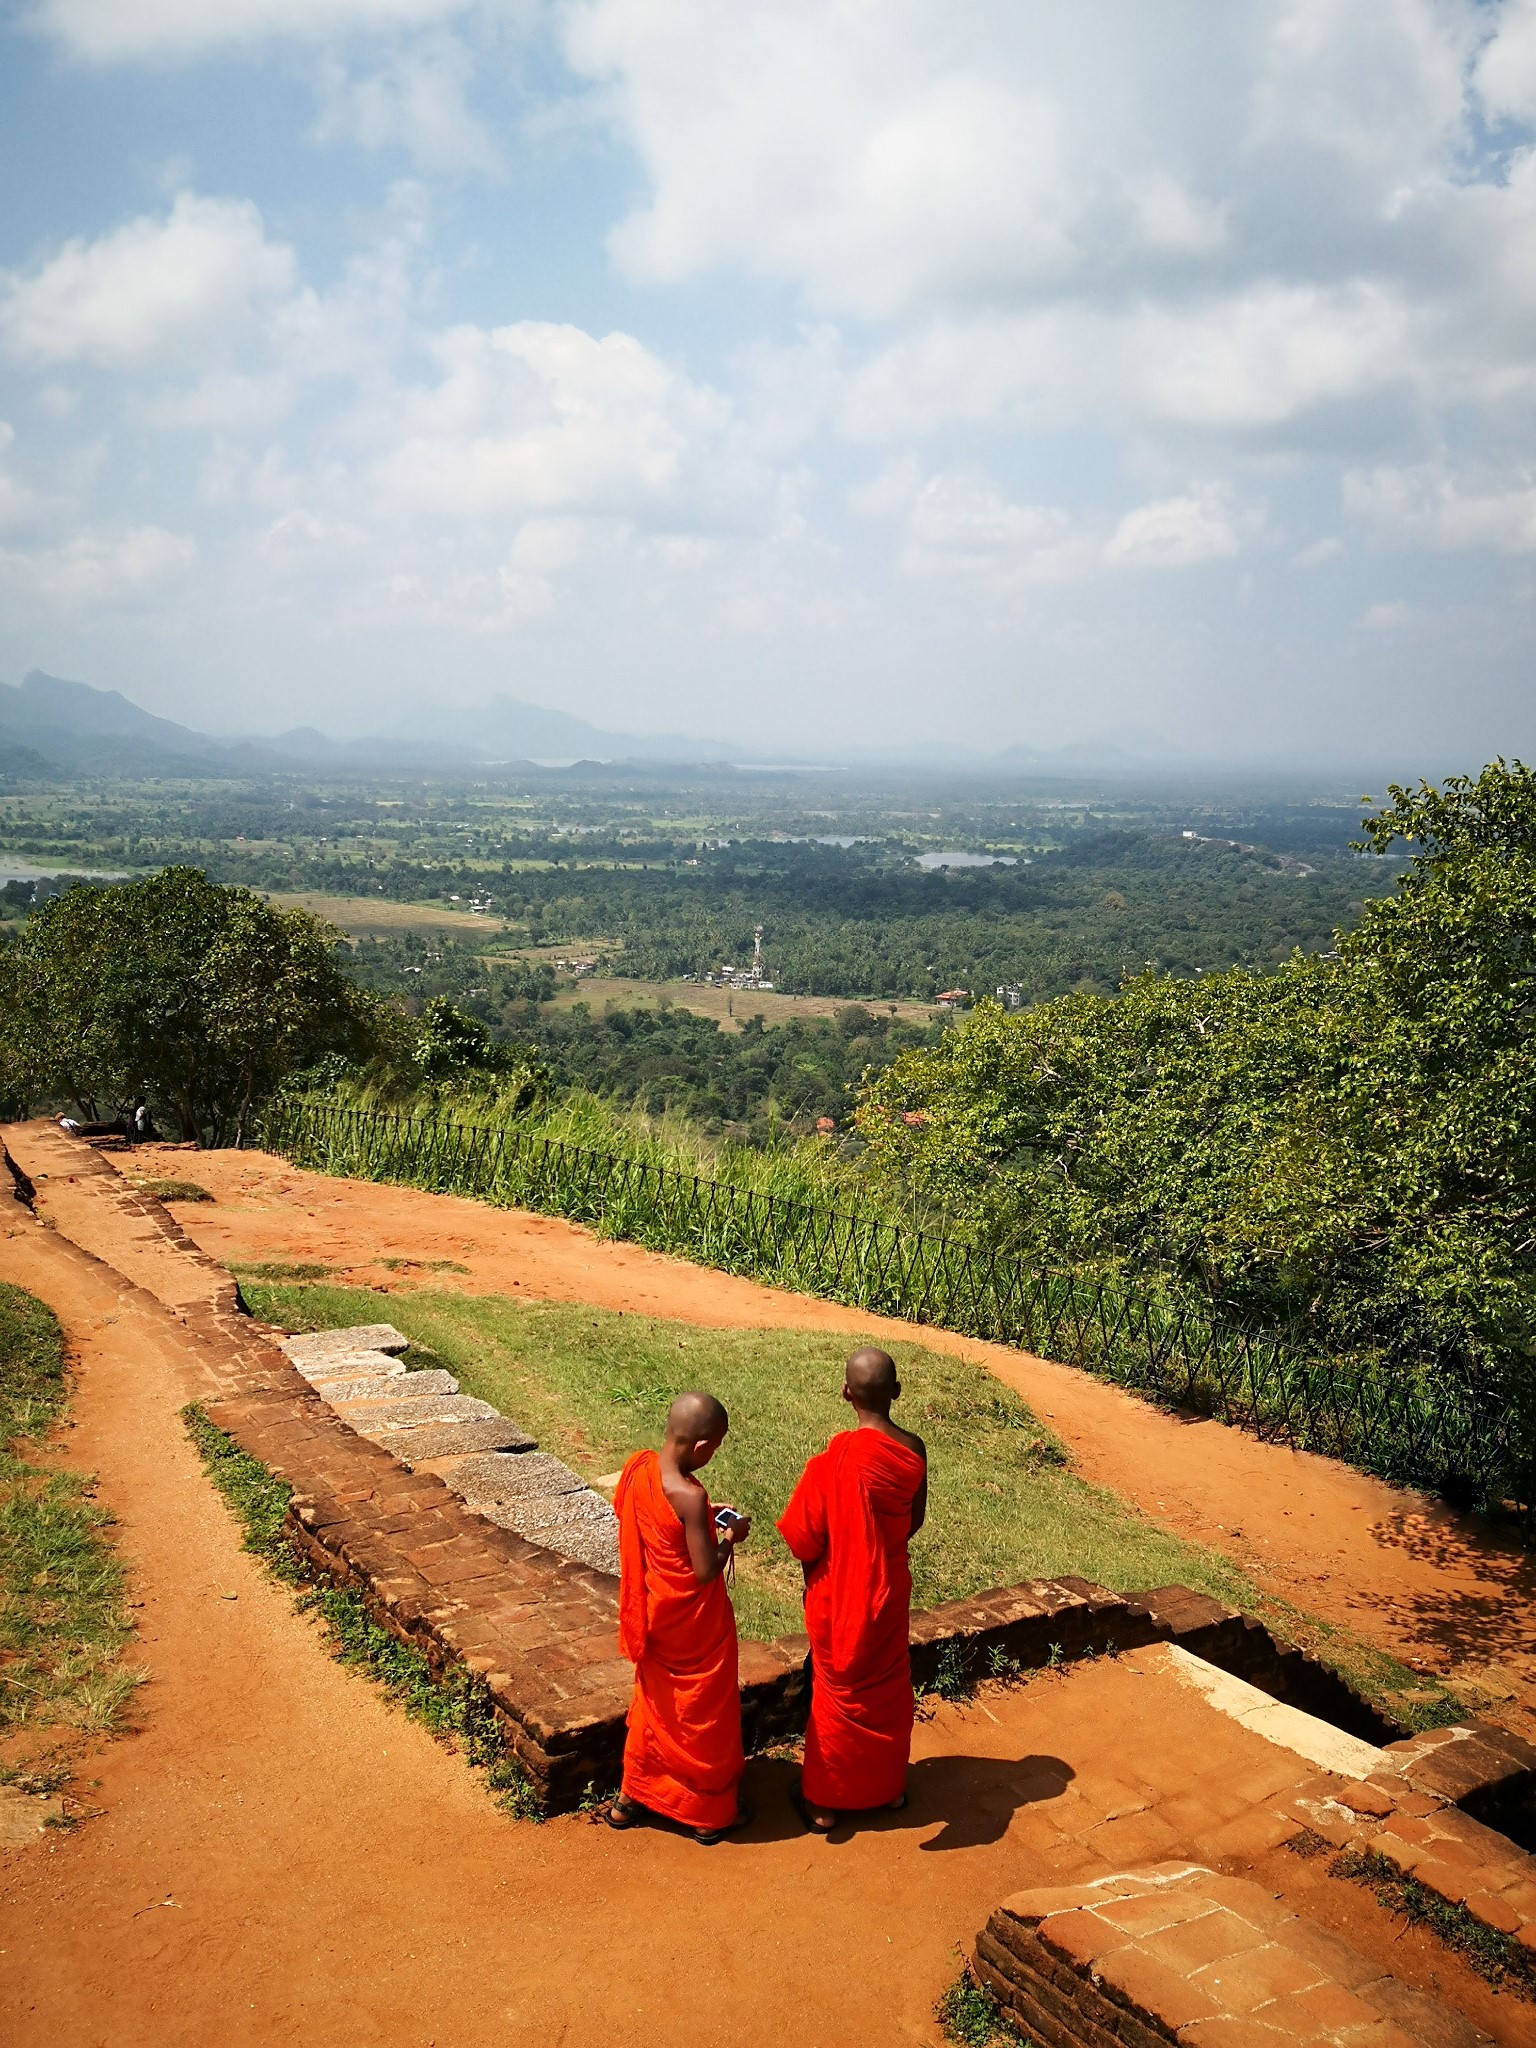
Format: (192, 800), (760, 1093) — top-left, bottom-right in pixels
(1476, 0), (1536, 122)
(0, 193), (294, 369)
(357, 320), (744, 525)
(29, 0), (468, 61)
(0, 423), (35, 532)
(1106, 487), (1248, 570)
(858, 464), (1254, 603)
(312, 36), (500, 174)
(1357, 599), (1419, 630)
(567, 0), (1243, 321)
(1292, 535), (1346, 568)
(1345, 463), (1536, 551)
(0, 526), (196, 602)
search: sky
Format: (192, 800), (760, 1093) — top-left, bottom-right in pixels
(3, 1), (1536, 768)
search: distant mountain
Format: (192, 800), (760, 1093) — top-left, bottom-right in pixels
(0, 668), (1200, 782)
(391, 694), (737, 764)
(0, 739), (58, 783)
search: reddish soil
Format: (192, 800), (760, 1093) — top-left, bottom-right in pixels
(4, 1186), (1531, 2047)
(165, 1147), (1536, 1715)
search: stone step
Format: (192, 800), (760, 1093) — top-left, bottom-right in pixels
(282, 1324), (409, 1364)
(471, 1488), (620, 1575)
(392, 1416), (540, 1462)
(975, 1863), (1491, 2048)
(298, 1351), (408, 1384)
(342, 1395), (500, 1431)
(319, 1369), (460, 1405)
(443, 1449), (586, 1505)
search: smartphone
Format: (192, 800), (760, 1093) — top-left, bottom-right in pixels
(713, 1507), (744, 1532)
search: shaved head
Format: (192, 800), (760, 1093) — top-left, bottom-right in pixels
(666, 1390), (729, 1444)
(845, 1347), (899, 1410)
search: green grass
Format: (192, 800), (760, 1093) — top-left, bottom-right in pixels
(181, 1403), (543, 1816)
(237, 1278), (1459, 1729)
(1328, 1846), (1536, 1999)
(0, 1281), (140, 1734)
(935, 1970), (1026, 2046)
(128, 1176), (213, 1203)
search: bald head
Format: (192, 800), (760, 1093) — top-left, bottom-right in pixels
(844, 1347), (899, 1413)
(666, 1389), (729, 1447)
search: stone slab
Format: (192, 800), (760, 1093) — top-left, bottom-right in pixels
(445, 1450), (586, 1504)
(317, 1369), (460, 1404)
(282, 1324), (409, 1363)
(341, 1395), (499, 1430)
(297, 1351), (408, 1384)
(544, 1522), (620, 1575)
(469, 1489), (620, 1578)
(394, 1417), (540, 1462)
(1159, 1644), (1385, 1781)
(484, 1489), (617, 1537)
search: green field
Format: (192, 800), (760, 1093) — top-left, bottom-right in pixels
(241, 1276), (1454, 1727)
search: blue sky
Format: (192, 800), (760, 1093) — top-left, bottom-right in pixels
(3, 1), (1536, 768)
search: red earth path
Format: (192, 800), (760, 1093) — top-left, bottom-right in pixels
(2, 1140), (1534, 2046)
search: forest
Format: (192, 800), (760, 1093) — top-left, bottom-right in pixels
(0, 766), (1394, 1002)
(3, 760), (1534, 1503)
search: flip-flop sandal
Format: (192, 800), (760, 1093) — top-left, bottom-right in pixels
(790, 1786), (837, 1835)
(605, 1796), (643, 1831)
(692, 1799), (756, 1846)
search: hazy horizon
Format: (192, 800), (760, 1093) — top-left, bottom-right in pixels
(5, 5), (1536, 767)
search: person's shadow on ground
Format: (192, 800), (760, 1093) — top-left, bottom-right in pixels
(741, 1752), (1073, 1850)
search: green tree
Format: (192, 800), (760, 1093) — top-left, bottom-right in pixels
(856, 762), (1536, 1383)
(2, 867), (373, 1144)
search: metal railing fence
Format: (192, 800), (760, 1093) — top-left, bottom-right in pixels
(256, 1097), (1530, 1517)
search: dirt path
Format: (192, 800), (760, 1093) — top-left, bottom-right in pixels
(163, 1147), (1536, 1710)
(17, 1192), (1520, 2047)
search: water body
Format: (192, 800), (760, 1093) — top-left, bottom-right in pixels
(915, 851), (1020, 869)
(0, 862), (127, 884)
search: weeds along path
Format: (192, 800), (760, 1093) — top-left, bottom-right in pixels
(167, 1146), (1536, 1720)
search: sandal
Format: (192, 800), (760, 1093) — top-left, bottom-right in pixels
(692, 1799), (755, 1846)
(790, 1786), (837, 1834)
(605, 1795), (643, 1831)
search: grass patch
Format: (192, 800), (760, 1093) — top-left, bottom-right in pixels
(1329, 1846), (1536, 1998)
(234, 1260), (339, 1282)
(936, 1969), (1026, 2046)
(0, 1281), (139, 1735)
(181, 1402), (543, 1816)
(129, 1177), (213, 1203)
(236, 1280), (1455, 1728)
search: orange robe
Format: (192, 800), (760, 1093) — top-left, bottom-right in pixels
(777, 1428), (926, 1812)
(615, 1449), (743, 1831)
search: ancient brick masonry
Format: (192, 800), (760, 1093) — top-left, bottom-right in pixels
(1282, 1719), (1536, 1963)
(975, 1864), (1490, 2048)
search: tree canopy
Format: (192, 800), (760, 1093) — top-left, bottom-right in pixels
(0, 866), (372, 1143)
(856, 762), (1536, 1380)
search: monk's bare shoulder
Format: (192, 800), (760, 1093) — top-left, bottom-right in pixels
(661, 1470), (708, 1524)
(888, 1419), (926, 1462)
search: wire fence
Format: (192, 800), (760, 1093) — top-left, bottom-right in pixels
(257, 1098), (1531, 1518)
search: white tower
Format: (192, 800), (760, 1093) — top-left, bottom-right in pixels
(752, 925), (764, 983)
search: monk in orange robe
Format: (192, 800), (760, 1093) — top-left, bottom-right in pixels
(777, 1347), (928, 1830)
(607, 1391), (753, 1844)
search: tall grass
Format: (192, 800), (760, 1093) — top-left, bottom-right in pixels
(0, 1282), (140, 1734)
(258, 1098), (1529, 1516)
